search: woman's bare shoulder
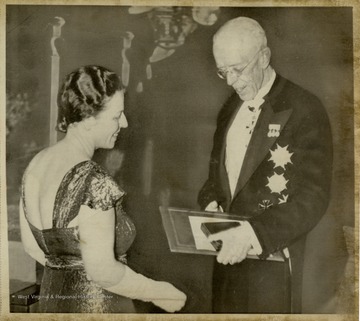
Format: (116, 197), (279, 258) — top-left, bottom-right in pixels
(25, 147), (56, 178)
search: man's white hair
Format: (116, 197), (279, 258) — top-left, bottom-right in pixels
(214, 17), (267, 51)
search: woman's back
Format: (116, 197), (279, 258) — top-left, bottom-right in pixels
(23, 142), (89, 230)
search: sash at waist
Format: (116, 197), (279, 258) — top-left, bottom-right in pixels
(45, 254), (128, 270)
(45, 255), (84, 270)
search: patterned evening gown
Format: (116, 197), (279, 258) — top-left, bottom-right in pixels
(21, 160), (136, 313)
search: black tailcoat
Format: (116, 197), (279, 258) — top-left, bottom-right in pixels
(198, 74), (333, 313)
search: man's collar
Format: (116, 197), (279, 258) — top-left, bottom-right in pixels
(255, 68), (277, 101)
(242, 69), (276, 111)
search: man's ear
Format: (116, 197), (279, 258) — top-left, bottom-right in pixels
(260, 47), (271, 69)
(83, 116), (97, 130)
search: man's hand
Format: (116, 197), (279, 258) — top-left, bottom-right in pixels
(205, 201), (223, 212)
(207, 225), (253, 265)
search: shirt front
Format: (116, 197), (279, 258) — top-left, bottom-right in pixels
(225, 70), (276, 198)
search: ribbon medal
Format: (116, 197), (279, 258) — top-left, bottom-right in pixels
(267, 124), (281, 137)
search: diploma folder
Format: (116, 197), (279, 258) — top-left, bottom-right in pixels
(160, 206), (285, 262)
(201, 221), (241, 251)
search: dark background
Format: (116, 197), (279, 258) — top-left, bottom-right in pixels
(6, 5), (354, 313)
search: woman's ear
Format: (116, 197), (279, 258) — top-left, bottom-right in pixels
(83, 116), (97, 131)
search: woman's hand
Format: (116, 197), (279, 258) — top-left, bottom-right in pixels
(152, 298), (186, 313)
(152, 281), (187, 312)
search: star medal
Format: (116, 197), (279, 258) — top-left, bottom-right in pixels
(269, 144), (293, 169)
(266, 172), (288, 194)
(258, 199), (273, 211)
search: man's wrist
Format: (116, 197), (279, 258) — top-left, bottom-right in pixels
(241, 221), (262, 255)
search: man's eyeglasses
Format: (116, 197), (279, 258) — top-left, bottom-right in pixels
(217, 50), (261, 80)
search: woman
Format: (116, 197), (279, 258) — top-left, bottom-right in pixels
(19, 65), (186, 313)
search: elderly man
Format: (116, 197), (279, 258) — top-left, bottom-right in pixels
(198, 17), (332, 313)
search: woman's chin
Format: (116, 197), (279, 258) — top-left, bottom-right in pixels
(99, 143), (116, 150)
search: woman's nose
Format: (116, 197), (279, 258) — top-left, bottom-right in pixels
(120, 114), (128, 128)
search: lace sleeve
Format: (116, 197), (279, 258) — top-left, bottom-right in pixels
(83, 170), (125, 211)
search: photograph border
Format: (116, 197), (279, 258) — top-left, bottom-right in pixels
(1, 0), (358, 320)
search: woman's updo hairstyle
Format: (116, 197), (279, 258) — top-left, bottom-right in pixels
(57, 65), (124, 133)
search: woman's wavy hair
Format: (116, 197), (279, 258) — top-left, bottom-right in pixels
(56, 65), (124, 133)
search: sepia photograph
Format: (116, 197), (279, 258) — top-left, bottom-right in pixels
(1, 1), (358, 319)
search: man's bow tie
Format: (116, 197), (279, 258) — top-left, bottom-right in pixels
(246, 97), (265, 112)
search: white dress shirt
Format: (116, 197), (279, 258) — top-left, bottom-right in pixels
(225, 70), (276, 255)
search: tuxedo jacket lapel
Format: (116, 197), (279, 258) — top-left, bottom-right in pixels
(233, 75), (293, 198)
(233, 103), (293, 197)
